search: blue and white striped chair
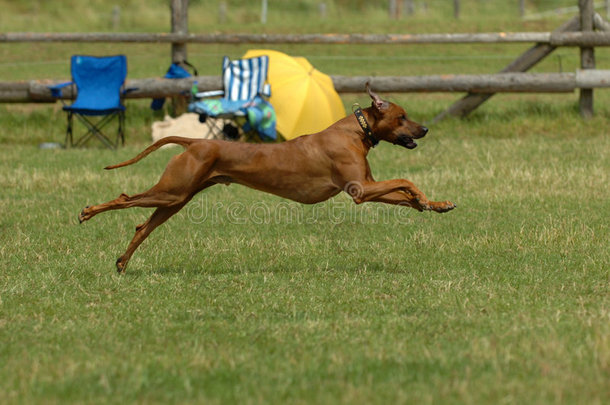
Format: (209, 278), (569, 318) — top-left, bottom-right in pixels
(189, 55), (276, 141)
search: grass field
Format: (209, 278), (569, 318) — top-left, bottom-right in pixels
(1, 1), (610, 404)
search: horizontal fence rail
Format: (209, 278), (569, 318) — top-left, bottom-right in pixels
(2, 71), (609, 102)
(3, 31), (610, 46)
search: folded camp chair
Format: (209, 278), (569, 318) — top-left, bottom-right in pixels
(50, 55), (128, 149)
(188, 55), (276, 141)
(151, 61), (198, 114)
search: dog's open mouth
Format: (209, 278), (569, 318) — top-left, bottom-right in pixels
(396, 135), (417, 149)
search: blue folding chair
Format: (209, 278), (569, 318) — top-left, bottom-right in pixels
(189, 55), (276, 141)
(50, 55), (127, 149)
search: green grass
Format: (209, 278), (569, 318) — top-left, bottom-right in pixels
(1, 1), (610, 404)
(1, 101), (608, 404)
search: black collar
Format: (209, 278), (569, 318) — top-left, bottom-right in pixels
(353, 107), (379, 147)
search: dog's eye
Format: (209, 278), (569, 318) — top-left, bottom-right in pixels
(400, 115), (407, 121)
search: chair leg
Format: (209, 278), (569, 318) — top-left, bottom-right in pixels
(206, 118), (226, 140)
(73, 113), (117, 150)
(66, 112), (74, 148)
(66, 111), (125, 150)
(118, 110), (125, 147)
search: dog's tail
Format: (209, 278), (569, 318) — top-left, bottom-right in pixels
(104, 136), (201, 170)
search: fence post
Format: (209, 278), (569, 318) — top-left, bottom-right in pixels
(579, 0), (595, 119)
(454, 0), (460, 19)
(219, 2), (227, 23)
(171, 0), (188, 64)
(519, 0), (525, 17)
(389, 0), (398, 19)
(319, 2), (327, 19)
(170, 0), (189, 115)
(111, 6), (121, 30)
(405, 0), (414, 16)
(261, 0), (268, 24)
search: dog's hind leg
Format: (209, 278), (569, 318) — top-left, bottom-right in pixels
(115, 202), (187, 273)
(78, 189), (185, 223)
(114, 180), (219, 272)
(79, 148), (217, 223)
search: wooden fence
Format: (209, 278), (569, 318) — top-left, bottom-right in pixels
(3, 70), (609, 103)
(2, 31), (610, 45)
(0, 0), (608, 120)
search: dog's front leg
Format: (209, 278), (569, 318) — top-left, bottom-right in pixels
(367, 191), (456, 213)
(345, 179), (455, 213)
(346, 179), (427, 205)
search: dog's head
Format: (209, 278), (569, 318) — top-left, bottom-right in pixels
(366, 84), (427, 149)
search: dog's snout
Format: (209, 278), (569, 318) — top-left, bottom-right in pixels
(421, 126), (428, 136)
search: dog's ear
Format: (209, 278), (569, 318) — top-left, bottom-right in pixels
(366, 82), (389, 112)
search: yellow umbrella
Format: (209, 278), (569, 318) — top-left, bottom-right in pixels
(243, 49), (345, 140)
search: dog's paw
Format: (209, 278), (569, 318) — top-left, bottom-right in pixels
(430, 201), (456, 213)
(116, 257), (127, 274)
(439, 201), (457, 212)
(78, 206), (91, 223)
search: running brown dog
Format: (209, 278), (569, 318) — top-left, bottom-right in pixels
(79, 84), (456, 273)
